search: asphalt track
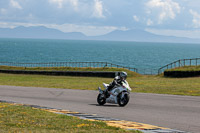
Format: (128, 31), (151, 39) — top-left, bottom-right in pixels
(0, 85), (199, 133)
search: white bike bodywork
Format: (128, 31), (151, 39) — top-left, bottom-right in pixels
(97, 80), (131, 106)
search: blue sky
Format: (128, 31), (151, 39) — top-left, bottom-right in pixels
(1, 0), (200, 38)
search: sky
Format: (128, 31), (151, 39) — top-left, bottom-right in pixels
(1, 0), (200, 38)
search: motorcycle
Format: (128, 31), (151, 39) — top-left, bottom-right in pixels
(97, 80), (131, 107)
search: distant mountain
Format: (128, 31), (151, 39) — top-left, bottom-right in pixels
(0, 26), (86, 40)
(1, 26), (200, 43)
(93, 29), (200, 43)
(93, 29), (157, 41)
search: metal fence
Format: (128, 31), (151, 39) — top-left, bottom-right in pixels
(158, 58), (200, 74)
(1, 58), (199, 75)
(0, 62), (138, 73)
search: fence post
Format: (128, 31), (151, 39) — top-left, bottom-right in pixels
(184, 59), (185, 66)
(196, 59), (198, 66)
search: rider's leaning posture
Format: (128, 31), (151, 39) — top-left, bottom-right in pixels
(104, 71), (128, 97)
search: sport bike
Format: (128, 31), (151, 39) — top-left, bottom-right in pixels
(97, 81), (131, 107)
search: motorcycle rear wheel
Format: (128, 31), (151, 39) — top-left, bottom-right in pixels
(97, 94), (106, 105)
(118, 92), (130, 107)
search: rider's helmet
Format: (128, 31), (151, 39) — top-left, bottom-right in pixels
(119, 71), (127, 80)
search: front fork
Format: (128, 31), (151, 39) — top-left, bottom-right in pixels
(98, 87), (104, 94)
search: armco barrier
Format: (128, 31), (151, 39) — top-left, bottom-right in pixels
(0, 70), (117, 78)
(164, 71), (200, 77)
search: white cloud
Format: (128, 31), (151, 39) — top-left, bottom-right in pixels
(147, 19), (153, 26)
(48, 0), (79, 11)
(0, 8), (7, 14)
(146, 0), (181, 24)
(49, 0), (64, 8)
(69, 0), (79, 11)
(52, 24), (116, 36)
(133, 15), (139, 22)
(0, 21), (39, 29)
(189, 9), (200, 28)
(69, 0), (78, 7)
(10, 0), (22, 10)
(1, 0), (197, 38)
(92, 0), (105, 18)
(46, 23), (128, 36)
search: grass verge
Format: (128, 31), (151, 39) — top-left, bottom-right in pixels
(165, 65), (200, 71)
(132, 75), (200, 96)
(0, 102), (139, 133)
(0, 66), (140, 77)
(0, 73), (200, 96)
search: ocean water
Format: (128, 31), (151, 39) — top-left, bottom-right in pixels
(0, 38), (200, 70)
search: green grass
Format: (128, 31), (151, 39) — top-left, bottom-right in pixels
(132, 75), (200, 96)
(0, 66), (200, 96)
(0, 73), (200, 96)
(165, 65), (200, 71)
(0, 66), (141, 77)
(0, 102), (139, 133)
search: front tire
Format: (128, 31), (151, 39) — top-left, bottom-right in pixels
(97, 94), (106, 105)
(118, 92), (130, 107)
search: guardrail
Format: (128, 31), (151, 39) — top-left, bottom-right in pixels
(158, 58), (200, 74)
(0, 62), (138, 73)
(1, 58), (199, 75)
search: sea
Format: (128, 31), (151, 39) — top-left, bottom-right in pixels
(0, 38), (200, 72)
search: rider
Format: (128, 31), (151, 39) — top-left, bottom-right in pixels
(105, 71), (128, 97)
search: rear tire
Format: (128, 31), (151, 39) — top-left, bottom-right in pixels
(97, 94), (106, 105)
(118, 92), (129, 107)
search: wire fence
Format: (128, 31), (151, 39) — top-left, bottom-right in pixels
(158, 58), (200, 74)
(1, 58), (200, 75)
(0, 61), (138, 73)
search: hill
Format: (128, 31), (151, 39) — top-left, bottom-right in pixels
(1, 26), (200, 43)
(0, 26), (86, 40)
(93, 29), (200, 43)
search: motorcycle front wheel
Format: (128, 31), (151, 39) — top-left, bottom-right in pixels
(118, 92), (130, 107)
(97, 94), (106, 105)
